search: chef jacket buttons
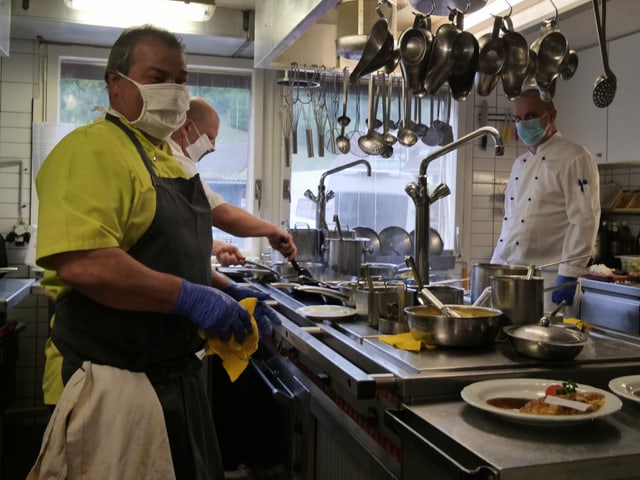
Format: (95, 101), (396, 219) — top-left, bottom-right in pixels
(521, 219), (525, 223)
(535, 176), (538, 180)
(510, 196), (514, 200)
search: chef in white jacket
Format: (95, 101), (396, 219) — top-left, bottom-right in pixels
(491, 89), (600, 314)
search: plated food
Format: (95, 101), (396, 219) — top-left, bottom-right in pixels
(461, 378), (622, 426)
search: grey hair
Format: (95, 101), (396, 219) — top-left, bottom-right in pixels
(104, 24), (185, 82)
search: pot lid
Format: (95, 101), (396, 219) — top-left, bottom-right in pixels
(504, 324), (588, 345)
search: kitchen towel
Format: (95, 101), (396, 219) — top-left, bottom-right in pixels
(378, 332), (437, 352)
(199, 297), (259, 382)
(27, 362), (175, 480)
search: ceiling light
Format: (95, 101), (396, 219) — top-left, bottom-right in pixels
(464, 0), (589, 35)
(64, 0), (215, 24)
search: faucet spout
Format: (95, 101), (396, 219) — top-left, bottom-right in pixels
(419, 126), (503, 176)
(315, 159), (372, 231)
(413, 126), (503, 282)
(319, 159), (372, 188)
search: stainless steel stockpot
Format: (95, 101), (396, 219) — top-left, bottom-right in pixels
(490, 274), (544, 325)
(470, 263), (528, 303)
(324, 237), (372, 277)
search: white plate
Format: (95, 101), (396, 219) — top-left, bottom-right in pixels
(295, 305), (357, 321)
(461, 378), (622, 426)
(609, 375), (640, 404)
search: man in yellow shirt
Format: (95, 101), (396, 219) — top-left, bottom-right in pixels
(34, 25), (276, 480)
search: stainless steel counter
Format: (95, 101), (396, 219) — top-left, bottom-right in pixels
(252, 279), (640, 478)
(0, 278), (35, 314)
(389, 399), (640, 479)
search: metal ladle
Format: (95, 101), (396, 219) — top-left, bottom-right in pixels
(358, 73), (387, 155)
(525, 253), (593, 279)
(397, 77), (418, 146)
(336, 68), (351, 154)
(405, 255), (462, 318)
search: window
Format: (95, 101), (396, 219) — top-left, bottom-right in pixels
(55, 55), (253, 250)
(285, 74), (457, 252)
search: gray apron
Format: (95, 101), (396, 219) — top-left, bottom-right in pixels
(52, 114), (223, 480)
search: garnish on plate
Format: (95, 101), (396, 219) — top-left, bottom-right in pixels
(545, 380), (578, 396)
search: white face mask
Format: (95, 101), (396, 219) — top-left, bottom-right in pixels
(185, 127), (214, 162)
(117, 72), (189, 140)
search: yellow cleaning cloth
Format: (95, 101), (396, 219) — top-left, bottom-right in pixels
(379, 332), (437, 352)
(199, 297), (259, 382)
(563, 317), (591, 331)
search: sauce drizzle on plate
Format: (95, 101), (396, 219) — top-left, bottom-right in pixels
(486, 397), (531, 410)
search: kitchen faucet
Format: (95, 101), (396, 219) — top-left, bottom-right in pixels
(304, 159), (372, 231)
(409, 126), (504, 282)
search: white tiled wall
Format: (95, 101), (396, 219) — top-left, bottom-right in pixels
(1, 39), (50, 413)
(466, 85), (528, 265)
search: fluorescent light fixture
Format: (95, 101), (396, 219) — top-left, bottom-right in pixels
(64, 0), (215, 23)
(464, 0), (590, 35)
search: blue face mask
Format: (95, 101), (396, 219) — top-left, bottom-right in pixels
(516, 113), (549, 146)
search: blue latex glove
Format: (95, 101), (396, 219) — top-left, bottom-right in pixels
(222, 283), (271, 302)
(253, 301), (282, 339)
(551, 275), (578, 306)
(174, 279), (252, 342)
(222, 284), (281, 339)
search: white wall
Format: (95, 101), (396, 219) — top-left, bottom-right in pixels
(0, 38), (50, 414)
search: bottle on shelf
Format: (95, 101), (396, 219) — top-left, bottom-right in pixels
(596, 220), (609, 263)
(609, 222), (621, 258)
(620, 221), (633, 255)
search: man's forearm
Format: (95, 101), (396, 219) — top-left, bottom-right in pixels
(211, 203), (279, 238)
(51, 247), (183, 313)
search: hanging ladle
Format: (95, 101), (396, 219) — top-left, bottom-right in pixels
(525, 253), (593, 279)
(358, 72), (387, 155)
(396, 76), (418, 146)
(405, 255), (462, 318)
(336, 67), (351, 154)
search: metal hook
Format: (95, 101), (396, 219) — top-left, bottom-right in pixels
(427, 0), (435, 16)
(549, 0), (558, 23)
(462, 0), (471, 14)
(503, 0), (513, 18)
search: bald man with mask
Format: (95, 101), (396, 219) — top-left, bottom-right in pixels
(169, 97), (297, 266)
